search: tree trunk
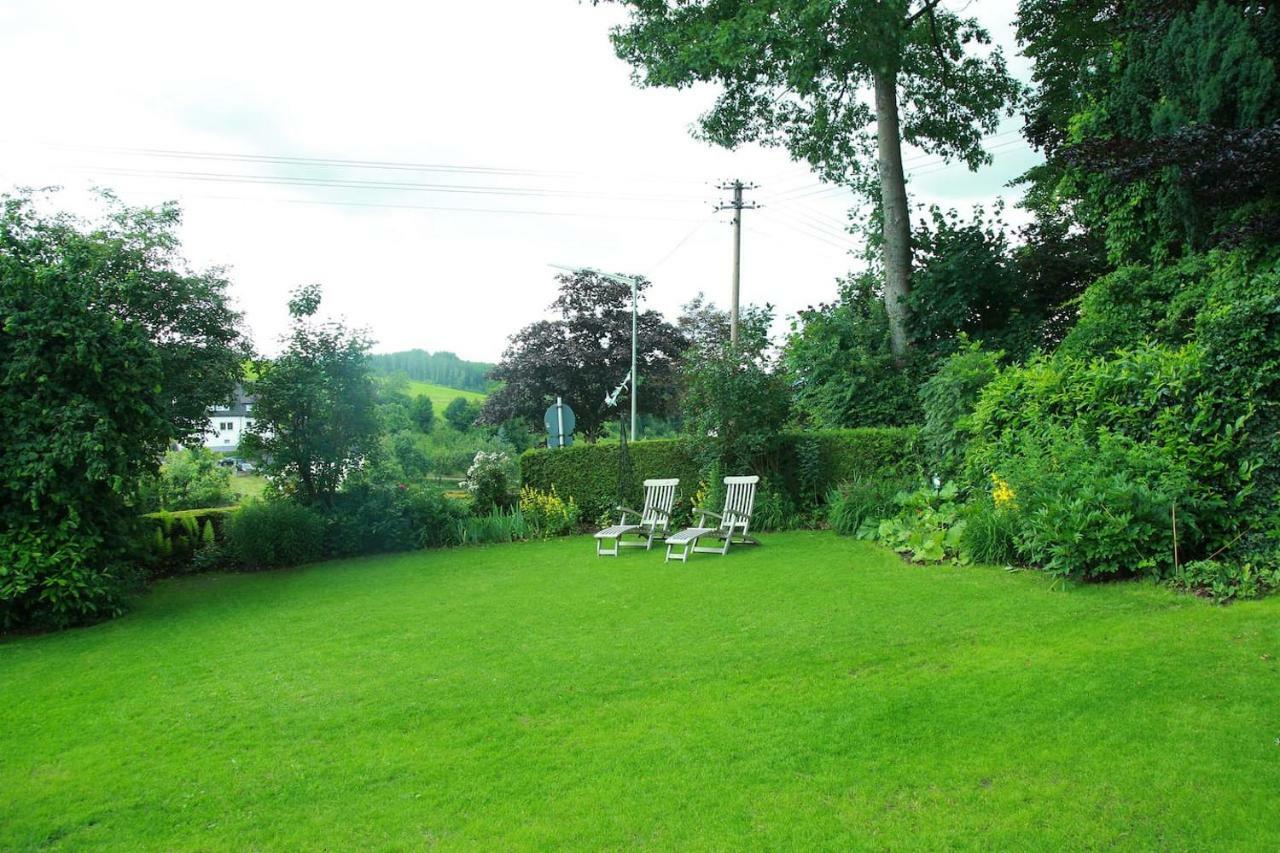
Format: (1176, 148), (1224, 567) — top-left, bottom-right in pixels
(874, 69), (912, 364)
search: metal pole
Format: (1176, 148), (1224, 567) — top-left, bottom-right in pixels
(556, 396), (565, 448)
(630, 276), (638, 440)
(730, 180), (742, 348)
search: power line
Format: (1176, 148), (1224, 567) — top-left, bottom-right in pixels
(648, 213), (716, 272)
(45, 141), (714, 185)
(73, 165), (709, 204)
(181, 192), (706, 223)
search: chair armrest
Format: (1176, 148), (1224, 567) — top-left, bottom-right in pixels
(695, 508), (724, 520)
(615, 505), (644, 517)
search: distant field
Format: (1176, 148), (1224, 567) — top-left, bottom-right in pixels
(405, 379), (486, 412)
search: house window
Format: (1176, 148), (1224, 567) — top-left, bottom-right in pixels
(220, 421), (234, 431)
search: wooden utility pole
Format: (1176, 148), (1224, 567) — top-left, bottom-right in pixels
(716, 180), (759, 348)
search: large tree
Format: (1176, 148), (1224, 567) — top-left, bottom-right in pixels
(595, 0), (1022, 361)
(242, 285), (380, 508)
(481, 270), (687, 440)
(0, 190), (248, 628)
(1017, 0), (1280, 259)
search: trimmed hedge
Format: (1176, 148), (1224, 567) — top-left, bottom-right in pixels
(520, 428), (922, 523)
(142, 506), (239, 571)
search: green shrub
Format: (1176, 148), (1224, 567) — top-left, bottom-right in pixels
(751, 483), (806, 532)
(967, 250), (1280, 579)
(919, 340), (1001, 478)
(1167, 558), (1280, 603)
(519, 486), (581, 538)
(226, 500), (325, 569)
(324, 481), (466, 557)
(1008, 433), (1205, 581)
(875, 482), (967, 564)
(521, 438), (703, 523)
(460, 451), (515, 511)
(0, 528), (132, 630)
(959, 497), (1019, 566)
(826, 476), (906, 537)
(142, 507), (239, 573)
(138, 448), (236, 512)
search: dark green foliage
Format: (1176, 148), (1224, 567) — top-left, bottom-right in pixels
(444, 396), (482, 432)
(521, 429), (922, 526)
(225, 501), (326, 569)
(242, 285), (380, 509)
(0, 191), (247, 629)
(325, 481), (466, 557)
(1019, 0), (1280, 260)
(495, 417), (535, 454)
(680, 304), (791, 477)
(751, 483), (806, 533)
(786, 274), (923, 428)
(481, 269), (686, 439)
(411, 395), (436, 432)
(367, 349), (494, 392)
(911, 205), (1086, 360)
(386, 430), (433, 480)
(918, 341), (1001, 478)
(139, 448), (236, 512)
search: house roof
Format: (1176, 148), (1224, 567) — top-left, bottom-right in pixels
(209, 384), (255, 418)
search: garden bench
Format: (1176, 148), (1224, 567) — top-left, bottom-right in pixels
(594, 478), (679, 556)
(665, 475), (759, 562)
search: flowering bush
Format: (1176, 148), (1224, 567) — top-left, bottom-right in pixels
(460, 451), (513, 511)
(519, 485), (580, 538)
(990, 474), (1016, 509)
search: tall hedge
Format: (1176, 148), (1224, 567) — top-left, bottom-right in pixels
(520, 428), (921, 523)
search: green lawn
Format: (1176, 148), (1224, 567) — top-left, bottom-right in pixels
(231, 472), (268, 503)
(405, 379), (486, 413)
(2, 533), (1277, 849)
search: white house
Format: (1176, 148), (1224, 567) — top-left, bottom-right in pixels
(202, 385), (256, 454)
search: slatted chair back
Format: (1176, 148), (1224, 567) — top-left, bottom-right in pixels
(641, 478), (680, 530)
(720, 475), (759, 537)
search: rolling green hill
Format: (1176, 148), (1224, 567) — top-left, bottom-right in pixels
(405, 379), (486, 412)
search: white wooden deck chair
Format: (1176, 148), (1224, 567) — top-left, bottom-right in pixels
(664, 475), (760, 562)
(594, 478), (679, 556)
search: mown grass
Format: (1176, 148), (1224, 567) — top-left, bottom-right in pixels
(2, 533), (1277, 849)
(405, 379), (485, 415)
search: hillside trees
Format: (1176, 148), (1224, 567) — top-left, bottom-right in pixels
(595, 0), (1022, 361)
(366, 349), (494, 392)
(0, 190), (248, 628)
(480, 269), (686, 440)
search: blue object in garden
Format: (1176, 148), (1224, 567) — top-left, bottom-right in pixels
(545, 398), (576, 448)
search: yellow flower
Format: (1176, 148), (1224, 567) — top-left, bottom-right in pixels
(991, 474), (1016, 509)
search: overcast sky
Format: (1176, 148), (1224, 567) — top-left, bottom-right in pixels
(0, 0), (1037, 363)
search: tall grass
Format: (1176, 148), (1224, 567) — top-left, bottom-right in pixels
(826, 476), (908, 536)
(453, 507), (528, 545)
(959, 498), (1019, 565)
